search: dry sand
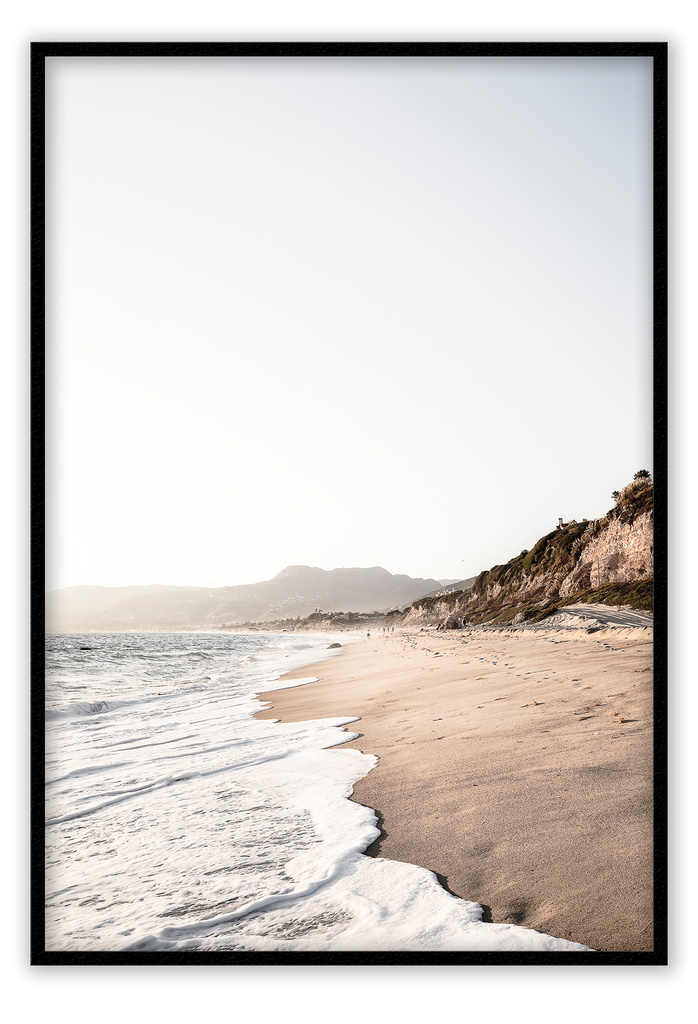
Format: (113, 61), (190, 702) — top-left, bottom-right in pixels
(254, 624), (654, 952)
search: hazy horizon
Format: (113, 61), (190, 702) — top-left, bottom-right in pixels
(46, 55), (653, 591)
(46, 564), (464, 595)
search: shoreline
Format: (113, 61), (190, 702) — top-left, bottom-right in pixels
(254, 624), (654, 952)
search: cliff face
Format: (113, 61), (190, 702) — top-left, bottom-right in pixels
(402, 595), (467, 626)
(559, 509), (653, 597)
(402, 478), (653, 626)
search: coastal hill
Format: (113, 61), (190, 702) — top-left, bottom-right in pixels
(45, 565), (445, 632)
(402, 472), (653, 627)
(280, 473), (654, 633)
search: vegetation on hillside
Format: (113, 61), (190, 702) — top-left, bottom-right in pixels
(406, 472), (654, 625)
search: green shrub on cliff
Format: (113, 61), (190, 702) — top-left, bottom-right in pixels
(522, 534), (552, 572)
(552, 521), (589, 564)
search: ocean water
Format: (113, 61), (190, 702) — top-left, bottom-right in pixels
(44, 631), (591, 952)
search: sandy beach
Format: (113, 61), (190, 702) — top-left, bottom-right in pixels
(255, 623), (654, 952)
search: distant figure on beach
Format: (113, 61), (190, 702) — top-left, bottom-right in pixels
(367, 630), (370, 638)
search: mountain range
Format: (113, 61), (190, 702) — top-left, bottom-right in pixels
(45, 565), (454, 631)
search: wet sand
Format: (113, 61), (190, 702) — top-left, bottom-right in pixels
(254, 625), (654, 951)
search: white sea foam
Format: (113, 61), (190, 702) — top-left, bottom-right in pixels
(44, 631), (591, 952)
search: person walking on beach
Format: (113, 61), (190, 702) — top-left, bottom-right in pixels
(367, 630), (370, 639)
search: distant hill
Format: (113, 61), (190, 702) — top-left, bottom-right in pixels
(45, 566), (444, 631)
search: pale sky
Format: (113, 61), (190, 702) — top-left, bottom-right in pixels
(45, 54), (654, 590)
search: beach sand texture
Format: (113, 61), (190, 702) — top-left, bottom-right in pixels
(255, 626), (654, 952)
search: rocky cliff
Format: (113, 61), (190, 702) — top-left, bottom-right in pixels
(402, 476), (653, 627)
